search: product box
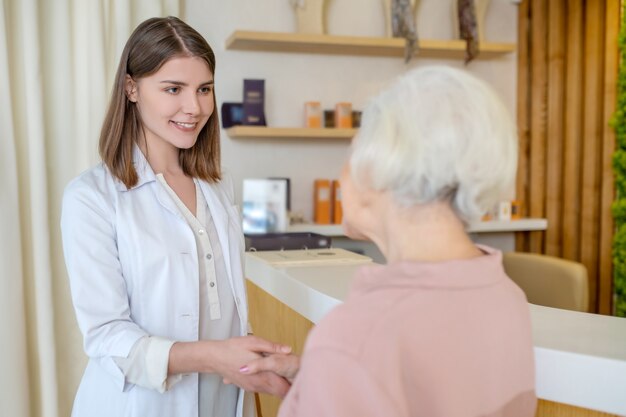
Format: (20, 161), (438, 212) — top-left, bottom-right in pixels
(313, 179), (332, 224)
(511, 200), (522, 220)
(332, 180), (342, 224)
(497, 201), (512, 221)
(335, 102), (352, 128)
(242, 179), (287, 234)
(242, 79), (267, 126)
(304, 102), (322, 128)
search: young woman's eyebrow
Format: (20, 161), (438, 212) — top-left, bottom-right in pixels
(159, 80), (214, 86)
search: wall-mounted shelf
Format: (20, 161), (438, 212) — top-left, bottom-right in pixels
(226, 126), (356, 140)
(225, 30), (516, 59)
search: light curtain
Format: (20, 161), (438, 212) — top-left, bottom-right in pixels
(0, 1), (182, 416)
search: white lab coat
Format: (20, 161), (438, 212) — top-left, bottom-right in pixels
(61, 146), (254, 417)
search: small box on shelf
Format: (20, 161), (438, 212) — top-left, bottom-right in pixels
(313, 179), (332, 224)
(304, 101), (322, 128)
(335, 102), (352, 128)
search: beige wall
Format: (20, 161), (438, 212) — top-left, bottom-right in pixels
(185, 0), (519, 221)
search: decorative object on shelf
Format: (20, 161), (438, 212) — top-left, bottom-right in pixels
(457, 0), (478, 63)
(351, 110), (362, 128)
(452, 0), (491, 64)
(381, 0), (419, 63)
(289, 0), (332, 34)
(610, 3), (626, 317)
(324, 109), (335, 127)
(220, 102), (243, 128)
(242, 79), (267, 126)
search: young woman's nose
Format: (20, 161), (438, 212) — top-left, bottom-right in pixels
(181, 91), (201, 115)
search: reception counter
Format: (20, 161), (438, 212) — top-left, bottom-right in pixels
(288, 218), (548, 263)
(245, 250), (626, 417)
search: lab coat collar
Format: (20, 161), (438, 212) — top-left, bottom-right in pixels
(114, 144), (157, 192)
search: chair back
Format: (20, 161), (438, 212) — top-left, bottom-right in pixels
(502, 252), (589, 312)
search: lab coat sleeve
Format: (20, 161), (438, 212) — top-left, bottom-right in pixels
(113, 336), (182, 392)
(61, 177), (148, 391)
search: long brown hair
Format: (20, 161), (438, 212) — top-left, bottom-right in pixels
(99, 16), (221, 189)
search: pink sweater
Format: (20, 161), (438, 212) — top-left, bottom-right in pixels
(278, 246), (536, 417)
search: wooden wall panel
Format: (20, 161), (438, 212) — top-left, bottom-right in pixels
(545, 0), (566, 257)
(516, 0), (531, 253)
(580, 0), (606, 311)
(517, 0), (617, 314)
(598, 0), (620, 315)
(529, 0), (549, 253)
(562, 0), (584, 261)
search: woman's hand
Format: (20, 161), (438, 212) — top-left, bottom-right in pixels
(168, 336), (293, 397)
(239, 353), (301, 384)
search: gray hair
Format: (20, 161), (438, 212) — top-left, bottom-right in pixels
(349, 65), (517, 224)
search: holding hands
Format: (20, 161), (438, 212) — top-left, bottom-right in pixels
(239, 352), (301, 384)
(169, 335), (300, 399)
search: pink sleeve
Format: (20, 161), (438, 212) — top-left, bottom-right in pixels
(278, 348), (402, 417)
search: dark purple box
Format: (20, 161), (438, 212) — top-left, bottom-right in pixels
(242, 79), (266, 126)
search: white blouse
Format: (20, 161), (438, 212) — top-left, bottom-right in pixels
(113, 174), (240, 417)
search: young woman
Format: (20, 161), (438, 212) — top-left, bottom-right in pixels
(61, 16), (290, 417)
(243, 66), (537, 417)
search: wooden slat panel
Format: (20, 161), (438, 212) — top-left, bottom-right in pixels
(537, 399), (620, 416)
(516, 0), (531, 253)
(545, 0), (566, 257)
(598, 0), (620, 315)
(562, 0), (585, 261)
(529, 0), (549, 253)
(580, 0), (606, 312)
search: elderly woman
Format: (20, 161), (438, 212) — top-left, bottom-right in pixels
(242, 66), (537, 417)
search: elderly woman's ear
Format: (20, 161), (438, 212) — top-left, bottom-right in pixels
(338, 161), (390, 242)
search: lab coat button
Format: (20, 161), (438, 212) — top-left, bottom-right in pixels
(209, 282), (215, 288)
(198, 229), (205, 235)
(206, 253), (212, 260)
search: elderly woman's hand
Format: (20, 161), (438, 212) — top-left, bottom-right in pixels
(239, 353), (301, 384)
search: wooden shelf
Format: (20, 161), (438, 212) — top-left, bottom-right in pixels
(225, 126), (356, 140)
(225, 30), (516, 59)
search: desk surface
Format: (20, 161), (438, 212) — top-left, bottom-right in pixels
(246, 251), (626, 415)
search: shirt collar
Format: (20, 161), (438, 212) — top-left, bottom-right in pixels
(351, 245), (506, 295)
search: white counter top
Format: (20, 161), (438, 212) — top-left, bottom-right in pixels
(288, 218), (548, 236)
(246, 251), (626, 415)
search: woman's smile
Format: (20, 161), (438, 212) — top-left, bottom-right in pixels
(170, 120), (198, 132)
